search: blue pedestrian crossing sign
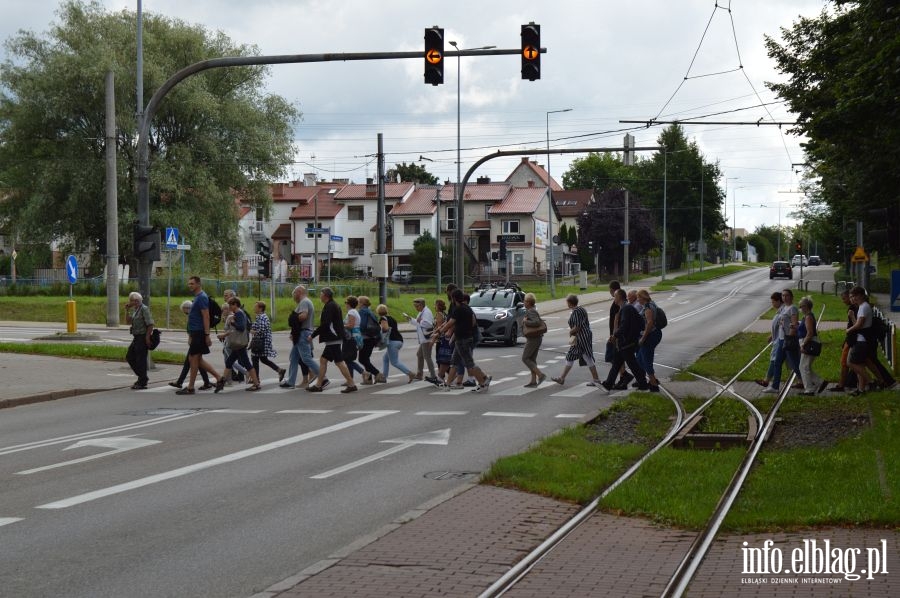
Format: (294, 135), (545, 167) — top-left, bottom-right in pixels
(165, 227), (179, 249)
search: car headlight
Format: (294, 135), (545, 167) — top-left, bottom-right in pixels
(495, 312), (509, 320)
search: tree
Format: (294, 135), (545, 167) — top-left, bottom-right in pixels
(577, 188), (657, 276)
(558, 222), (569, 247)
(409, 230), (451, 277)
(562, 152), (632, 192)
(0, 1), (299, 267)
(387, 162), (438, 185)
(766, 0), (899, 256)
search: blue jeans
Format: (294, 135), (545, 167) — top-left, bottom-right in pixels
(637, 328), (662, 377)
(382, 340), (411, 376)
(766, 339), (785, 389)
(286, 330), (319, 385)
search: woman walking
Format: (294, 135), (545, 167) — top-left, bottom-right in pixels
(377, 304), (415, 383)
(636, 289), (662, 392)
(249, 301), (285, 383)
(357, 296), (382, 384)
(520, 293), (547, 387)
(432, 299), (454, 385)
(343, 296), (366, 383)
(215, 297), (261, 392)
(797, 296), (827, 395)
(551, 294), (602, 386)
(756, 292), (786, 392)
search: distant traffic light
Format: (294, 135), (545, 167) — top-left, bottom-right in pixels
(424, 27), (444, 85)
(794, 239), (802, 253)
(257, 238), (272, 278)
(521, 22), (541, 81)
(133, 224), (160, 261)
(499, 238), (507, 261)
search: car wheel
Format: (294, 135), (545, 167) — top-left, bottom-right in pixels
(505, 323), (518, 347)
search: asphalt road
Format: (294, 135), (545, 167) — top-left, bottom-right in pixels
(0, 267), (836, 597)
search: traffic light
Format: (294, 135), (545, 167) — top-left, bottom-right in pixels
(499, 238), (507, 261)
(794, 239), (802, 253)
(133, 224), (161, 261)
(521, 22), (541, 81)
(424, 27), (444, 85)
(257, 238), (272, 278)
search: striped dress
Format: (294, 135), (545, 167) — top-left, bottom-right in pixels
(566, 306), (593, 362)
(250, 312), (277, 359)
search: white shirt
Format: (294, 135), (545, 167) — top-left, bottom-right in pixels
(409, 306), (434, 344)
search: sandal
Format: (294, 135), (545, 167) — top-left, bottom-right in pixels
(754, 379), (768, 387)
(551, 376), (564, 385)
(246, 384), (261, 392)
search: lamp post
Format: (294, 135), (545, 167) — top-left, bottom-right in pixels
(449, 41), (495, 288)
(546, 108), (572, 298)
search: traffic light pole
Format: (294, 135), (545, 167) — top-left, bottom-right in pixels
(135, 48), (530, 302)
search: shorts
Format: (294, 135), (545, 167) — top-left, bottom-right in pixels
(848, 341), (871, 365)
(452, 337), (476, 370)
(322, 343), (344, 363)
(188, 331), (211, 356)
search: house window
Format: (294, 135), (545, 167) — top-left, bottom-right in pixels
(349, 238), (365, 256)
(348, 206), (364, 221)
(485, 204), (493, 219)
(445, 206), (456, 230)
(502, 220), (520, 234)
(404, 220), (420, 235)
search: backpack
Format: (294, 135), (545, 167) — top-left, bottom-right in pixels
(653, 303), (668, 329)
(208, 298), (223, 328)
(362, 309), (381, 339)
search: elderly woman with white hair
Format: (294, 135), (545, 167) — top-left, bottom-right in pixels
(125, 291), (155, 390)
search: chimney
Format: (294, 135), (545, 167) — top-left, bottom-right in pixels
(366, 177), (374, 185)
(520, 157), (529, 164)
(303, 173), (317, 187)
(476, 176), (491, 184)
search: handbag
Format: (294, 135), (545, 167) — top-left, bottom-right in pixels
(802, 339), (822, 356)
(604, 340), (617, 363)
(249, 333), (265, 354)
(147, 328), (161, 350)
(524, 320), (547, 338)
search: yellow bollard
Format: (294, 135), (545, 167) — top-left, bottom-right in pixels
(66, 300), (77, 334)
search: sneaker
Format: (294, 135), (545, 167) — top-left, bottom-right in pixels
(754, 379), (768, 387)
(483, 376), (492, 388)
(613, 380), (629, 390)
(586, 380), (603, 387)
(849, 388), (865, 397)
(321, 378), (331, 389)
(762, 386), (779, 394)
(538, 373), (547, 385)
(551, 376), (564, 385)
(424, 376), (438, 385)
(600, 381), (613, 392)
(199, 383), (214, 391)
(449, 383), (465, 390)
(175, 387), (195, 395)
(375, 374), (387, 384)
(648, 384), (660, 393)
(214, 379), (225, 394)
(278, 368), (286, 383)
(307, 385), (323, 393)
(524, 382), (538, 388)
(340, 386), (358, 394)
(362, 375), (374, 385)
(635, 383), (650, 391)
(131, 383), (147, 390)
(619, 372), (634, 387)
(279, 382), (294, 389)
(471, 384), (484, 393)
(463, 380), (477, 387)
(168, 382), (182, 388)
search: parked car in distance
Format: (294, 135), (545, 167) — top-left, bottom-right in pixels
(808, 255), (821, 266)
(469, 286), (525, 346)
(790, 254), (808, 267)
(770, 261), (793, 279)
(390, 264), (412, 284)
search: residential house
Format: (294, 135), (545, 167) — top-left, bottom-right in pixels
(505, 157), (563, 192)
(389, 185), (439, 263)
(553, 189), (594, 236)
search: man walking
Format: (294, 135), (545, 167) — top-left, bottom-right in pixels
(404, 298), (436, 382)
(601, 288), (648, 392)
(281, 285), (321, 389)
(444, 289), (491, 392)
(125, 291), (154, 390)
(309, 287), (356, 393)
(177, 276), (221, 395)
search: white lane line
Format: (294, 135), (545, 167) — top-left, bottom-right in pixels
(0, 413), (199, 457)
(372, 382), (434, 395)
(500, 354), (517, 359)
(276, 409), (333, 414)
(310, 428), (451, 480)
(487, 376), (519, 386)
(516, 371), (531, 376)
(0, 518), (24, 527)
(207, 409), (266, 414)
(35, 411), (398, 510)
(483, 412), (536, 418)
(17, 437), (162, 476)
(556, 414), (587, 419)
(480, 358), (495, 362)
(493, 385), (542, 396)
(551, 385), (602, 398)
(415, 411), (468, 416)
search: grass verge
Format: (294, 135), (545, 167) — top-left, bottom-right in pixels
(0, 342), (184, 365)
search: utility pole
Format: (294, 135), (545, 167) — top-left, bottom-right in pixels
(622, 133), (634, 284)
(377, 134), (387, 305)
(105, 71), (120, 326)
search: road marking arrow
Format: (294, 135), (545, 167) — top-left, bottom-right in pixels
(311, 428), (451, 480)
(17, 436), (161, 475)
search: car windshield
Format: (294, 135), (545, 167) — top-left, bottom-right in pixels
(469, 292), (515, 308)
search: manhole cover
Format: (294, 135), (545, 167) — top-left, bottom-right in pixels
(424, 470), (479, 481)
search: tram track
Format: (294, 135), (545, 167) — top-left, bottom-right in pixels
(480, 337), (797, 598)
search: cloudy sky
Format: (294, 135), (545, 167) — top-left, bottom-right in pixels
(0, 0), (829, 234)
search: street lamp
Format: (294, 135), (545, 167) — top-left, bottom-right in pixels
(546, 107), (572, 298)
(449, 41), (495, 288)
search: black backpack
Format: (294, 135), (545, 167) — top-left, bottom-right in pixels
(362, 310), (381, 339)
(652, 302), (668, 329)
(208, 298), (223, 328)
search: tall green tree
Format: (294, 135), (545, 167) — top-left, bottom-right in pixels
(577, 188), (657, 276)
(765, 0), (899, 256)
(0, 0), (299, 266)
(387, 162), (438, 185)
(562, 152), (631, 192)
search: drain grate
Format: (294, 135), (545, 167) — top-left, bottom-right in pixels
(424, 470), (480, 481)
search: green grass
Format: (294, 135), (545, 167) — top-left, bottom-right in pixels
(0, 342), (184, 364)
(652, 264), (756, 291)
